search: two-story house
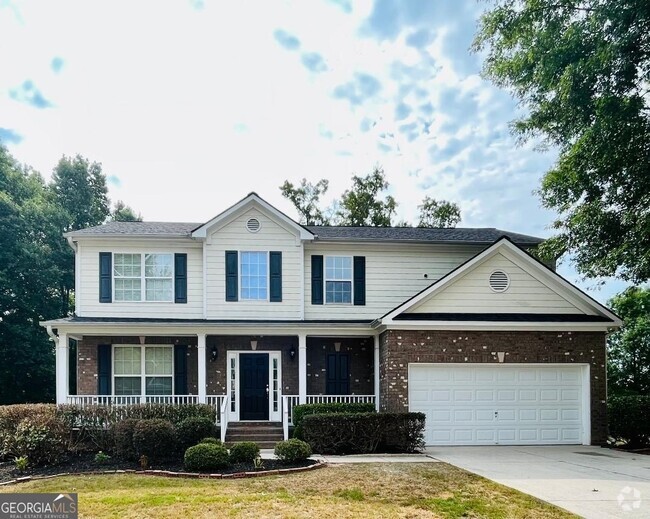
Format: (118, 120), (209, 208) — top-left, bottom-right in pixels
(41, 193), (620, 446)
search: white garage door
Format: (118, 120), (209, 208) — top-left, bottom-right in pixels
(409, 364), (588, 446)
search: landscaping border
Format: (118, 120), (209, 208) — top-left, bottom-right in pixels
(0, 460), (326, 486)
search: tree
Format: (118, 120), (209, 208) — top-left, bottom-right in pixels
(336, 166), (397, 226)
(279, 178), (330, 225)
(417, 197), (461, 228)
(112, 200), (142, 222)
(474, 0), (650, 283)
(607, 286), (650, 396)
(50, 155), (110, 231)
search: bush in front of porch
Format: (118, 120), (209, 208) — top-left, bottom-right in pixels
(292, 402), (375, 439)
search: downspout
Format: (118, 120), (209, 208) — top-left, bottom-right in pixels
(46, 325), (58, 346)
(66, 236), (77, 252)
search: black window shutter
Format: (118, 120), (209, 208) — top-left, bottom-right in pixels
(326, 353), (350, 395)
(311, 255), (323, 305)
(174, 345), (188, 395)
(353, 256), (366, 306)
(97, 344), (111, 395)
(99, 252), (112, 303)
(174, 253), (187, 303)
(225, 251), (238, 301)
(269, 251), (282, 302)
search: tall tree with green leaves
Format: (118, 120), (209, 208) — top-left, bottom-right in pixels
(336, 166), (397, 226)
(607, 286), (650, 396)
(417, 197), (461, 228)
(279, 178), (330, 225)
(474, 0), (650, 283)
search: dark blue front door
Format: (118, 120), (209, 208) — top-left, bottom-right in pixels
(240, 354), (269, 420)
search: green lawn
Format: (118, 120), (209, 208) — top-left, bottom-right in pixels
(0, 463), (576, 518)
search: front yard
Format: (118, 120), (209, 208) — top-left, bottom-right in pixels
(0, 463), (576, 518)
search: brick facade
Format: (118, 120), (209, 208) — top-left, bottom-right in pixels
(306, 337), (374, 395)
(379, 329), (608, 445)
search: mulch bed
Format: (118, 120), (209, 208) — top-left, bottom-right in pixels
(0, 452), (320, 484)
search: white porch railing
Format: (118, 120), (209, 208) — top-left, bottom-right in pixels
(65, 395), (201, 406)
(206, 395), (226, 425)
(219, 395), (230, 443)
(281, 394), (377, 437)
(306, 395), (376, 405)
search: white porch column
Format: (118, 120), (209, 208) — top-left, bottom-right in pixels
(374, 334), (380, 411)
(55, 332), (69, 405)
(298, 333), (307, 404)
(197, 333), (207, 403)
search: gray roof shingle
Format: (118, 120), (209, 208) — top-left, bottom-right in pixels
(66, 221), (543, 245)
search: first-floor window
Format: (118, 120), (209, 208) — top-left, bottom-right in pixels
(113, 345), (173, 395)
(325, 256), (352, 304)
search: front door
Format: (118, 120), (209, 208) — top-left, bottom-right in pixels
(239, 354), (269, 420)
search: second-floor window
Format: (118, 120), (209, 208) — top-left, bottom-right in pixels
(325, 256), (352, 304)
(240, 251), (268, 300)
(113, 253), (173, 302)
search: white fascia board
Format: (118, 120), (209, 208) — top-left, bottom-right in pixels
(191, 193), (314, 241)
(382, 321), (616, 332)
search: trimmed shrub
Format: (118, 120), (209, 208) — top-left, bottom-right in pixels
(9, 414), (68, 466)
(609, 395), (650, 447)
(0, 405), (57, 460)
(112, 419), (141, 461)
(229, 441), (260, 464)
(292, 402), (376, 428)
(176, 417), (217, 451)
(184, 443), (230, 471)
(133, 419), (177, 461)
(301, 412), (425, 455)
(200, 437), (221, 445)
(274, 439), (312, 463)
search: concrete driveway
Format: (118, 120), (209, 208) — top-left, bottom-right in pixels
(428, 446), (650, 518)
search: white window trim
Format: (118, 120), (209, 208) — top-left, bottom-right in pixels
(238, 250), (270, 302)
(112, 344), (175, 396)
(324, 255), (354, 305)
(112, 252), (175, 303)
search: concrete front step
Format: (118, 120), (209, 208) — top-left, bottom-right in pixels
(225, 422), (284, 446)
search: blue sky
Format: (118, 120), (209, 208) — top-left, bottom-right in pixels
(0, 0), (630, 303)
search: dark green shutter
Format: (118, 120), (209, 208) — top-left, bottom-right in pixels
(353, 256), (366, 306)
(97, 344), (111, 395)
(225, 251), (238, 301)
(174, 345), (188, 395)
(99, 252), (112, 303)
(311, 255), (323, 305)
(269, 251), (282, 302)
(174, 253), (187, 303)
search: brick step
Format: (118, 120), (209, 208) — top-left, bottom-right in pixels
(226, 426), (283, 434)
(226, 432), (283, 439)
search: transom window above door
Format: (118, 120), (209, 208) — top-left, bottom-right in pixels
(240, 251), (268, 300)
(113, 253), (173, 302)
(325, 256), (353, 304)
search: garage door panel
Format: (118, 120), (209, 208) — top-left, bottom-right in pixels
(409, 364), (586, 446)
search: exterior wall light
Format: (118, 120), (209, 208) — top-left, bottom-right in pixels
(210, 346), (218, 362)
(289, 345), (296, 361)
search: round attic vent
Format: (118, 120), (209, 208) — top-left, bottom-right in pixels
(246, 217), (261, 233)
(489, 270), (510, 292)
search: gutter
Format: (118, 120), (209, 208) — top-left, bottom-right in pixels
(46, 325), (58, 345)
(65, 236), (77, 252)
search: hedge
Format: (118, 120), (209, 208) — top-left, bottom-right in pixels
(608, 395), (650, 447)
(292, 402), (376, 430)
(301, 412), (425, 454)
(274, 439), (312, 463)
(184, 443), (230, 471)
(176, 417), (217, 452)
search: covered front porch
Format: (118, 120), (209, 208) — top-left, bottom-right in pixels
(49, 322), (379, 440)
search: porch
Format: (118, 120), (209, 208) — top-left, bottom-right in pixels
(54, 330), (380, 441)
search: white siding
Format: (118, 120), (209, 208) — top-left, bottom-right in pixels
(408, 252), (584, 314)
(205, 208), (302, 319)
(77, 239), (204, 318)
(304, 242), (485, 319)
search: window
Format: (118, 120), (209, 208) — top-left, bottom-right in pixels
(113, 346), (173, 396)
(113, 253), (173, 302)
(325, 256), (352, 304)
(240, 251), (268, 300)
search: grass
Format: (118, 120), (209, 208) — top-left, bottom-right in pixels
(0, 463), (577, 518)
